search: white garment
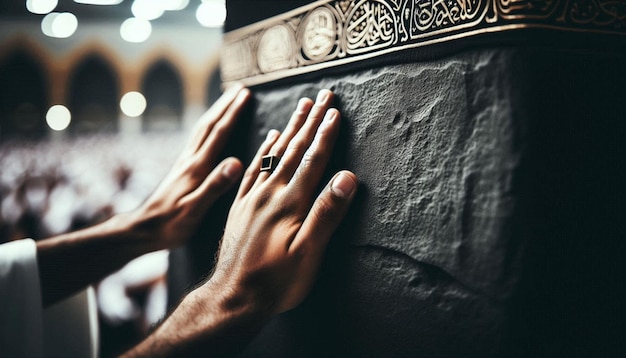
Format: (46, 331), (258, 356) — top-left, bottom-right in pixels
(0, 239), (44, 358)
(0, 239), (98, 358)
(42, 287), (99, 358)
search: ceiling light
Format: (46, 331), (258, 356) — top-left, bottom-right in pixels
(132, 0), (165, 21)
(196, 0), (226, 27)
(161, 0), (189, 11)
(27, 0), (58, 15)
(41, 12), (78, 38)
(120, 92), (147, 117)
(46, 105), (72, 131)
(120, 17), (152, 43)
(73, 0), (123, 4)
(41, 13), (59, 36)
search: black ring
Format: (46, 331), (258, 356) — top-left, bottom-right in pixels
(260, 155), (279, 172)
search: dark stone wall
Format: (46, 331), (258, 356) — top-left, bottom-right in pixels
(170, 46), (626, 356)
(240, 47), (625, 357)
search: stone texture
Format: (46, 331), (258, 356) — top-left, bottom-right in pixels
(252, 50), (523, 297)
(173, 46), (626, 356)
(236, 49), (519, 357)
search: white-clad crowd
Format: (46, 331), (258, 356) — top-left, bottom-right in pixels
(0, 133), (183, 241)
(0, 133), (183, 350)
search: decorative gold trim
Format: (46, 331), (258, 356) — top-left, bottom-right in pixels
(221, 0), (626, 87)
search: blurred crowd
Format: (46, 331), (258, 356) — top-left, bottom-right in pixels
(0, 134), (183, 241)
(0, 133), (185, 355)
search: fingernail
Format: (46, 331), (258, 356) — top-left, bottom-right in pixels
(229, 83), (244, 93)
(331, 172), (356, 198)
(316, 89), (330, 104)
(296, 98), (310, 112)
(266, 129), (279, 141)
(239, 88), (250, 97)
(222, 162), (240, 180)
(324, 109), (338, 122)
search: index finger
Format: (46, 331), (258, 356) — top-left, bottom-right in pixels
(196, 87), (251, 163)
(187, 83), (245, 154)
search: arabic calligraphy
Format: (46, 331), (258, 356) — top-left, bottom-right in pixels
(562, 0), (626, 25)
(496, 0), (559, 19)
(221, 0), (626, 86)
(412, 0), (483, 33)
(345, 0), (397, 54)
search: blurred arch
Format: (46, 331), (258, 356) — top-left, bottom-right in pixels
(68, 55), (119, 134)
(0, 35), (54, 76)
(63, 42), (124, 85)
(0, 49), (49, 139)
(140, 49), (215, 120)
(140, 59), (183, 132)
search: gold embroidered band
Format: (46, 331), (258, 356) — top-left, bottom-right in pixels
(221, 0), (626, 87)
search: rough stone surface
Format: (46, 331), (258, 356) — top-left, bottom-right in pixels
(172, 46), (626, 356)
(251, 50), (523, 296)
(236, 49), (519, 357)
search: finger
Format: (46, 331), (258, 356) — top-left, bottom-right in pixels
(238, 129), (280, 198)
(289, 171), (357, 255)
(182, 157), (243, 212)
(256, 97), (313, 181)
(288, 108), (341, 196)
(196, 88), (251, 165)
(273, 89), (333, 181)
(187, 83), (245, 153)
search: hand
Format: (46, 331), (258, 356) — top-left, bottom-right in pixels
(126, 84), (251, 251)
(36, 85), (251, 307)
(123, 89), (357, 357)
(209, 89), (358, 314)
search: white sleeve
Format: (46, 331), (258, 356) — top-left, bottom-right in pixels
(0, 239), (43, 358)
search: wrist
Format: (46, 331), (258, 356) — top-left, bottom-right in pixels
(35, 211), (158, 307)
(196, 278), (274, 327)
(126, 279), (272, 357)
(112, 210), (163, 253)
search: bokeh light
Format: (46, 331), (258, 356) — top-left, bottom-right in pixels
(41, 12), (78, 38)
(196, 0), (226, 27)
(120, 91), (147, 117)
(161, 0), (189, 11)
(132, 0), (164, 21)
(120, 17), (152, 43)
(27, 0), (58, 15)
(73, 0), (123, 4)
(52, 13), (78, 38)
(41, 13), (58, 36)
(46, 105), (72, 131)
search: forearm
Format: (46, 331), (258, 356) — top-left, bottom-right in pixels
(123, 281), (271, 357)
(36, 213), (157, 306)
